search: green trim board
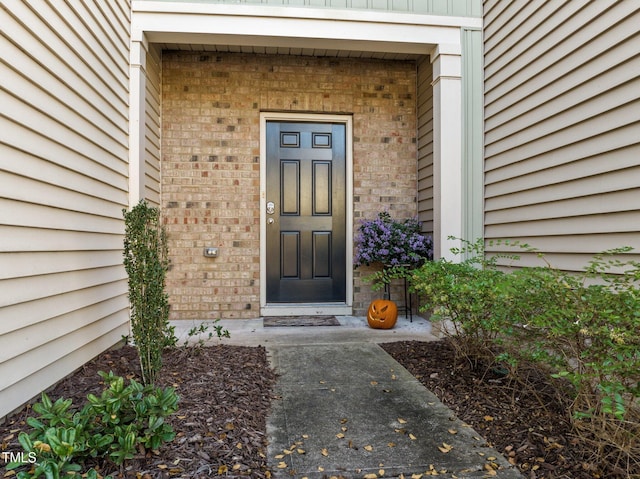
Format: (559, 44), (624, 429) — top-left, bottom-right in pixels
(461, 27), (484, 252)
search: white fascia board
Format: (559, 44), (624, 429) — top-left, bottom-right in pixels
(131, 2), (477, 53)
(133, 2), (483, 29)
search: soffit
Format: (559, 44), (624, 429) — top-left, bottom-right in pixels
(157, 42), (420, 60)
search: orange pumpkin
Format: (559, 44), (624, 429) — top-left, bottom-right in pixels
(367, 299), (398, 329)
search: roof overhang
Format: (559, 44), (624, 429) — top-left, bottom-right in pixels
(132, 1), (481, 58)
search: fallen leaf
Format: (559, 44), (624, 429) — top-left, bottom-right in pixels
(297, 448), (305, 454)
(409, 433), (417, 440)
(157, 465), (168, 470)
(438, 442), (453, 453)
(388, 442), (396, 447)
(302, 434), (310, 439)
(379, 469), (385, 476)
(336, 433), (345, 439)
(274, 454), (284, 459)
(340, 418), (348, 424)
(398, 418), (407, 424)
(277, 462), (287, 469)
(363, 475), (377, 479)
(483, 415), (494, 422)
(341, 426), (348, 432)
(391, 374), (397, 380)
(448, 429), (458, 435)
(321, 448), (329, 457)
(483, 463), (497, 476)
(370, 380), (378, 385)
(318, 466), (324, 472)
(364, 444), (373, 451)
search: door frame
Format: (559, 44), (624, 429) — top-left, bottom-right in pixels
(259, 112), (353, 317)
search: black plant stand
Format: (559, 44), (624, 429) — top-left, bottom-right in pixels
(383, 276), (413, 322)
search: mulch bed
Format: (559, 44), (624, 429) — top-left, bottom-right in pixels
(1, 340), (635, 478)
(0, 345), (277, 478)
(381, 340), (634, 479)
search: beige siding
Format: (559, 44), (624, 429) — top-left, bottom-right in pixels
(0, 1), (131, 419)
(483, 0), (640, 269)
(417, 56), (434, 236)
(145, 44), (163, 205)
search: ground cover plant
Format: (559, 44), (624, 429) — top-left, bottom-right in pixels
(4, 372), (178, 479)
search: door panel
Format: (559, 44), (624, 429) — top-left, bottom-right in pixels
(266, 121), (346, 303)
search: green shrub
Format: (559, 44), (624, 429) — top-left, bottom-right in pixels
(123, 200), (176, 385)
(503, 249), (640, 421)
(409, 238), (520, 363)
(411, 239), (640, 474)
(7, 372), (178, 479)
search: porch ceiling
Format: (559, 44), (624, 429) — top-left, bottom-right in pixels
(157, 42), (420, 60)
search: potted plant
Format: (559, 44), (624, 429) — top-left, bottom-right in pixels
(354, 211), (433, 269)
(354, 212), (433, 328)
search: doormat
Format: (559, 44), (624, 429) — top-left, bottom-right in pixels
(263, 316), (340, 327)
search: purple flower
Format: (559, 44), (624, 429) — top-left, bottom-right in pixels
(354, 211), (433, 267)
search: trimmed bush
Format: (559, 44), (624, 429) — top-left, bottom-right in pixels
(123, 200), (176, 385)
(409, 240), (640, 474)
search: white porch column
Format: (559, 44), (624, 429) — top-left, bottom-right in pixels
(128, 39), (147, 208)
(431, 43), (463, 260)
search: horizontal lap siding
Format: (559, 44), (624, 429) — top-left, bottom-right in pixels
(141, 0), (482, 16)
(417, 56), (434, 236)
(145, 44), (162, 206)
(0, 1), (131, 419)
(483, 0), (640, 270)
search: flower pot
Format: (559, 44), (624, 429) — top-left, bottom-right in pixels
(367, 299), (398, 329)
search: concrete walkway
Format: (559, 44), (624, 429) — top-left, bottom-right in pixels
(172, 317), (522, 478)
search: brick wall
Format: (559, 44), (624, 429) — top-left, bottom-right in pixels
(162, 52), (417, 319)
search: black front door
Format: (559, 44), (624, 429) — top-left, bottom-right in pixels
(266, 121), (346, 303)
